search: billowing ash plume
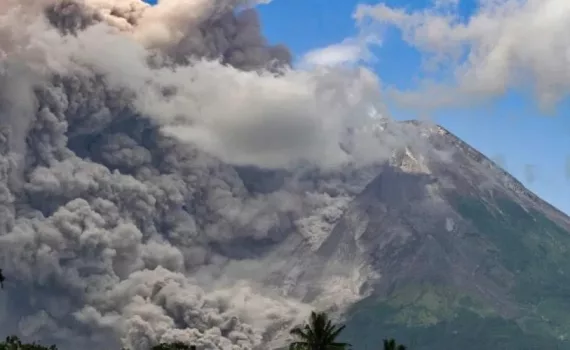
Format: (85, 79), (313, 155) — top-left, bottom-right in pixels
(0, 0), (411, 349)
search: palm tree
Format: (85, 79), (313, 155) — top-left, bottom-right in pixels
(383, 338), (407, 350)
(289, 311), (350, 350)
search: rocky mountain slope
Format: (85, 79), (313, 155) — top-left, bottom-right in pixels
(217, 119), (570, 349)
(322, 121), (570, 350)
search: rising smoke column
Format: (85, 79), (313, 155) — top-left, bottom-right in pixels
(0, 0), (397, 349)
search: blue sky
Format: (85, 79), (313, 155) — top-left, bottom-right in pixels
(144, 0), (570, 214)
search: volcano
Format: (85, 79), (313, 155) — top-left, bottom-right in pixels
(314, 121), (570, 350)
(1, 2), (569, 349)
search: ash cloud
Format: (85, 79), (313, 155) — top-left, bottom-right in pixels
(0, 0), (410, 349)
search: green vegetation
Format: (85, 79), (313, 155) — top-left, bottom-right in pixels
(0, 311), (403, 350)
(0, 337), (197, 350)
(340, 195), (570, 350)
(454, 196), (570, 336)
(342, 296), (566, 350)
(380, 284), (494, 327)
(0, 336), (57, 350)
(289, 311), (350, 350)
(382, 339), (406, 350)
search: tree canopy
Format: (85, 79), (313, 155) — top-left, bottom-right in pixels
(0, 336), (57, 350)
(289, 311), (351, 350)
(0, 311), (408, 350)
(383, 338), (407, 350)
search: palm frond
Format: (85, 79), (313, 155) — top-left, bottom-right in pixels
(289, 311), (348, 350)
(290, 327), (310, 340)
(328, 341), (351, 349)
(325, 324), (346, 343)
(289, 341), (308, 350)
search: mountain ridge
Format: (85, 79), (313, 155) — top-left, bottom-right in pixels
(400, 120), (570, 225)
(309, 121), (570, 350)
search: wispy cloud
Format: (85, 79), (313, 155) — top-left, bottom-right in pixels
(355, 0), (570, 111)
(299, 35), (381, 68)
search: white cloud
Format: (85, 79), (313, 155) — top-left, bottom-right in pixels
(355, 0), (570, 111)
(302, 41), (362, 67)
(299, 36), (380, 68)
(433, 0), (459, 9)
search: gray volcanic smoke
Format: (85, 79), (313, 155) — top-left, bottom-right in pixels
(0, 1), (414, 349)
